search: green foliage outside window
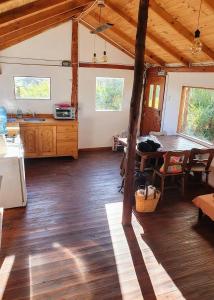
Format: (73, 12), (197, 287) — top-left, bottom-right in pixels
(96, 77), (124, 111)
(181, 87), (214, 143)
(14, 77), (50, 100)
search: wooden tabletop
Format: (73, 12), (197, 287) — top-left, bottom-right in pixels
(119, 135), (208, 156)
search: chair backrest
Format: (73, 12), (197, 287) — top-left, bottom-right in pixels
(188, 148), (214, 171)
(149, 131), (167, 136)
(161, 151), (189, 174)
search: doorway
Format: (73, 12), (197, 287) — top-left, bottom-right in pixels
(140, 75), (166, 135)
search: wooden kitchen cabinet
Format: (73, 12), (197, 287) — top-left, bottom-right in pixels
(20, 126), (39, 157)
(38, 126), (56, 157)
(19, 119), (78, 159)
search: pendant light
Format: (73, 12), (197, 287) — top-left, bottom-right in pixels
(102, 41), (108, 63)
(91, 0), (112, 63)
(191, 0), (203, 55)
(92, 34), (97, 63)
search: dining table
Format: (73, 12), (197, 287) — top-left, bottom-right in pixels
(118, 134), (208, 171)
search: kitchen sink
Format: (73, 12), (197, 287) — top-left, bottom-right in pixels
(23, 118), (46, 122)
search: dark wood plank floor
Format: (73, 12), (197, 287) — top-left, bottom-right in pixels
(0, 151), (214, 300)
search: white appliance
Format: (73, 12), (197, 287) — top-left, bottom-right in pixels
(0, 136), (27, 209)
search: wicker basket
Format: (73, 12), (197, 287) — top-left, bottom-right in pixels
(135, 186), (160, 212)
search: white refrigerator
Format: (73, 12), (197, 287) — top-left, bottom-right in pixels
(0, 136), (27, 209)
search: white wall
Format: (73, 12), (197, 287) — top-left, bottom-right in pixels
(0, 22), (134, 148)
(162, 72), (214, 134)
(79, 68), (133, 148)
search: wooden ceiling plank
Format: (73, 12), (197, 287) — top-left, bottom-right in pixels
(0, 1), (93, 37)
(105, 0), (190, 66)
(88, 11), (164, 65)
(0, 0), (37, 14)
(149, 0), (214, 60)
(0, 0), (93, 27)
(0, 6), (87, 50)
(205, 0), (214, 11)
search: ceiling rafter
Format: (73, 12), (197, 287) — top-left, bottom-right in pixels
(0, 5), (88, 50)
(88, 11), (165, 65)
(0, 1), (93, 38)
(149, 0), (214, 60)
(0, 0), (37, 14)
(0, 0), (93, 27)
(105, 0), (190, 66)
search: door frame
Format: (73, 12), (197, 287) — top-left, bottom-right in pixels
(140, 70), (166, 135)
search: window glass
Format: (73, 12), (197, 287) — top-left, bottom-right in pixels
(178, 87), (214, 144)
(154, 85), (160, 109)
(148, 84), (154, 107)
(96, 77), (124, 111)
(14, 77), (51, 100)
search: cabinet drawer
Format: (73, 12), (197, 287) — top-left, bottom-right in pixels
(57, 124), (77, 133)
(57, 141), (77, 156)
(57, 131), (77, 141)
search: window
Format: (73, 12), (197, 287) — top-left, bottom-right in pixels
(14, 77), (51, 100)
(178, 86), (214, 144)
(147, 84), (160, 109)
(95, 77), (124, 111)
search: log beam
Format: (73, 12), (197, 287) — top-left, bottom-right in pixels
(122, 0), (149, 226)
(71, 20), (79, 117)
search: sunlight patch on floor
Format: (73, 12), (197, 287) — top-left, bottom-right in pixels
(28, 242), (93, 299)
(0, 255), (15, 300)
(105, 202), (186, 300)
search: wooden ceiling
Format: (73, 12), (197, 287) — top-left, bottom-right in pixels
(0, 0), (214, 66)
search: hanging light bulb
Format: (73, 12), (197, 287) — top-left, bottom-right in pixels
(92, 34), (97, 63)
(92, 52), (97, 63)
(191, 29), (202, 54)
(102, 40), (108, 62)
(191, 0), (203, 55)
(102, 51), (108, 63)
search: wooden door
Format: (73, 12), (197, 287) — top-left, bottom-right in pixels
(20, 127), (39, 157)
(38, 126), (56, 157)
(141, 76), (166, 135)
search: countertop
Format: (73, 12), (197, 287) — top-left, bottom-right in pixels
(7, 116), (78, 127)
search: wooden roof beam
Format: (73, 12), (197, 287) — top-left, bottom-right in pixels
(0, 0), (94, 27)
(105, 0), (190, 66)
(149, 0), (214, 60)
(0, 0), (93, 37)
(0, 1), (37, 14)
(0, 6), (87, 50)
(88, 12), (165, 65)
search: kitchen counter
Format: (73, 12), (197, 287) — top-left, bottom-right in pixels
(7, 116), (78, 159)
(7, 116), (78, 127)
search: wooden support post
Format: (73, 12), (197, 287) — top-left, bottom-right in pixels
(71, 20), (78, 118)
(122, 0), (149, 226)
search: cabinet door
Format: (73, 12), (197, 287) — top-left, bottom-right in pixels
(38, 126), (56, 157)
(20, 127), (39, 157)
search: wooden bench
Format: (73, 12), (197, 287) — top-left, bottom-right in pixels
(193, 193), (214, 221)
